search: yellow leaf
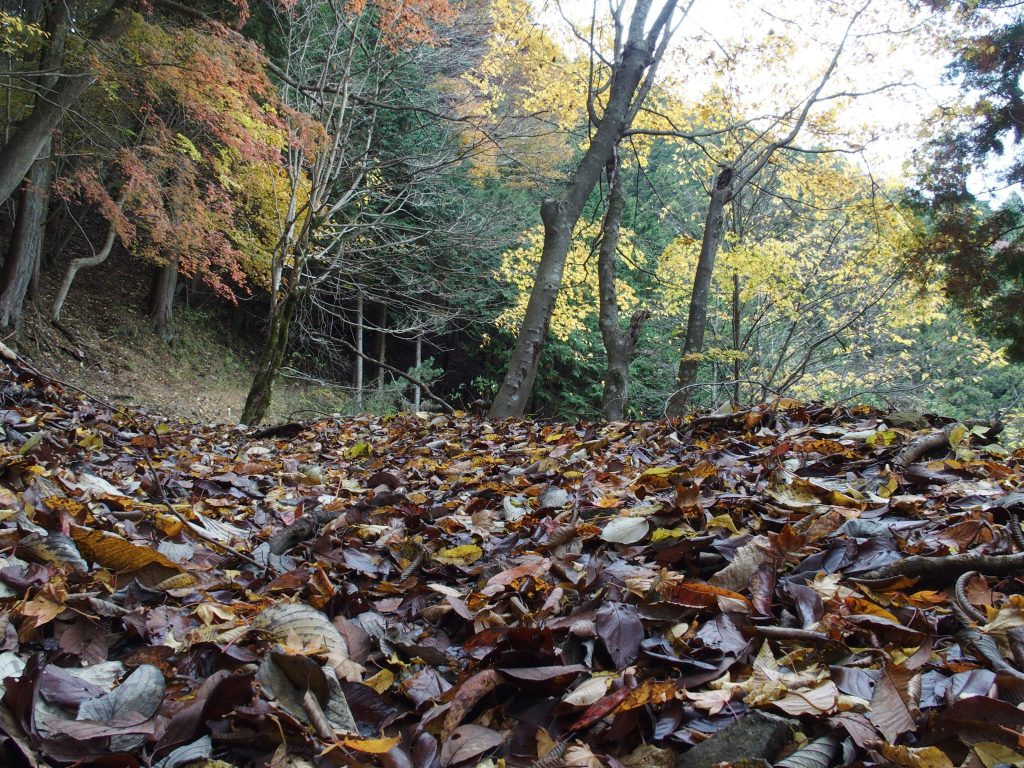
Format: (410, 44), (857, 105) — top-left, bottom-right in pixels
(973, 742), (1024, 768)
(707, 514), (739, 534)
(641, 466), (680, 477)
(878, 743), (955, 768)
(345, 442), (371, 459)
(433, 544), (483, 565)
(21, 595), (65, 629)
(70, 524), (183, 576)
(364, 668), (395, 693)
(651, 527), (686, 543)
(867, 430), (898, 447)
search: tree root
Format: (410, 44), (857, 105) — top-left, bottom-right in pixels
(952, 571), (986, 624)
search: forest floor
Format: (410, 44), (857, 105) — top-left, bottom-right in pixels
(1, 346), (1023, 767)
(10, 244), (349, 424)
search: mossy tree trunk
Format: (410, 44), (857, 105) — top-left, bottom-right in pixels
(242, 288), (298, 424)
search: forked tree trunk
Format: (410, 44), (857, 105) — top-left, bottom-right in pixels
(0, 142), (52, 331)
(150, 254), (178, 343)
(242, 288), (298, 424)
(598, 155), (649, 420)
(666, 170), (733, 417)
(488, 0), (679, 419)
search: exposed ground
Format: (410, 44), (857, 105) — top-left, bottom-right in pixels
(10, 244), (349, 424)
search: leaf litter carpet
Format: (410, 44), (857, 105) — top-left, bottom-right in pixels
(1, 347), (1024, 768)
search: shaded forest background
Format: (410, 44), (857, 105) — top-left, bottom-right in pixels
(0, 0), (1021, 442)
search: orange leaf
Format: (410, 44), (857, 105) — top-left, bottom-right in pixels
(340, 735), (401, 754)
(614, 680), (680, 712)
(663, 581), (751, 609)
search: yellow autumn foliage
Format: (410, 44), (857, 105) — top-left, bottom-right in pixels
(495, 216), (643, 343)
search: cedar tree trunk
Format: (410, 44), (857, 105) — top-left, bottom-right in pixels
(150, 254), (178, 343)
(354, 293), (364, 408)
(0, 142), (52, 331)
(0, 1), (131, 205)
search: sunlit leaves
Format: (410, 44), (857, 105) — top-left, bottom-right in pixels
(496, 218), (643, 343)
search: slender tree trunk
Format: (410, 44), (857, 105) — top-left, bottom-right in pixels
(413, 333), (422, 412)
(0, 141), (52, 331)
(732, 270), (741, 406)
(488, 0), (678, 419)
(597, 155), (649, 421)
(150, 254), (178, 343)
(52, 219), (117, 322)
(354, 293), (364, 409)
(242, 288), (298, 424)
(376, 303), (387, 392)
(666, 170), (733, 417)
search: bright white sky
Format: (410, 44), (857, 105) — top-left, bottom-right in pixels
(530, 0), (1015, 199)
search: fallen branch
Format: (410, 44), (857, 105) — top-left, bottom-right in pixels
(140, 439), (263, 569)
(268, 508), (345, 555)
(750, 625), (829, 643)
(49, 318), (85, 361)
(893, 419), (1002, 470)
(857, 551), (1024, 583)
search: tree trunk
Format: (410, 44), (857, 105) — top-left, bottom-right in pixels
(242, 288), (298, 424)
(52, 218), (117, 322)
(732, 270), (741, 406)
(488, 0), (677, 419)
(413, 333), (422, 411)
(354, 293), (364, 409)
(0, 141), (52, 331)
(666, 170), (733, 417)
(150, 254), (178, 343)
(376, 303), (387, 392)
(598, 154), (649, 421)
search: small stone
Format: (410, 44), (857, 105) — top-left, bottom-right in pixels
(676, 710), (795, 768)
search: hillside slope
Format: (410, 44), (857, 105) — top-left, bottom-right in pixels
(16, 244), (346, 423)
